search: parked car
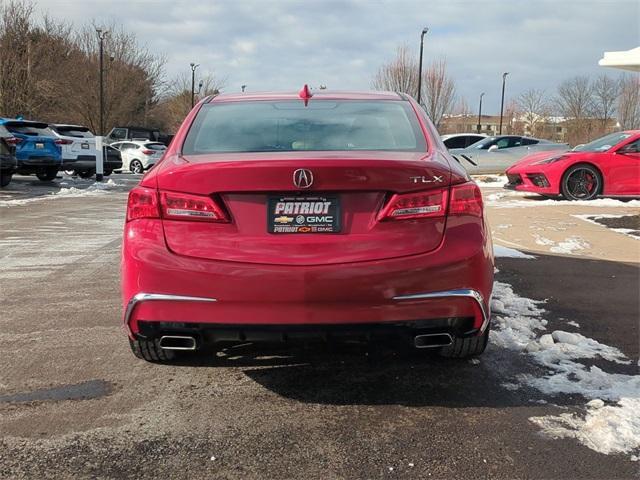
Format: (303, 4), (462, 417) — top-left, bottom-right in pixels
(505, 130), (640, 200)
(0, 119), (62, 181)
(111, 140), (166, 173)
(441, 133), (487, 149)
(449, 135), (569, 174)
(0, 125), (18, 187)
(122, 88), (494, 363)
(105, 126), (173, 146)
(49, 124), (122, 178)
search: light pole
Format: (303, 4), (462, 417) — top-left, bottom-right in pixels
(499, 72), (509, 135)
(241, 84), (247, 93)
(96, 28), (108, 137)
(190, 62), (200, 108)
(416, 27), (429, 105)
(477, 92), (485, 133)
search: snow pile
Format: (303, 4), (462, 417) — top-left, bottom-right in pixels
(488, 197), (640, 209)
(549, 236), (589, 255)
(533, 235), (554, 246)
(493, 245), (536, 259)
(574, 214), (640, 241)
(530, 398), (640, 456)
(490, 280), (546, 350)
(491, 281), (640, 459)
(472, 174), (508, 188)
(0, 180), (124, 207)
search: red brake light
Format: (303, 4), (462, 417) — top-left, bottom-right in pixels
(449, 182), (483, 217)
(126, 186), (159, 222)
(5, 136), (21, 145)
(378, 188), (448, 221)
(160, 191), (229, 223)
(141, 149), (154, 155)
(55, 139), (73, 145)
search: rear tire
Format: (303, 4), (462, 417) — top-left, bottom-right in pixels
(77, 169), (95, 179)
(130, 160), (143, 174)
(103, 169), (113, 177)
(439, 328), (489, 358)
(129, 338), (178, 363)
(36, 167), (58, 182)
(0, 172), (12, 187)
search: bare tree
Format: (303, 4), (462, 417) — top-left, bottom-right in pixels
(371, 45), (418, 96)
(556, 76), (595, 145)
(151, 72), (226, 132)
(421, 59), (456, 128)
(617, 74), (639, 130)
(517, 88), (549, 137)
(592, 73), (620, 133)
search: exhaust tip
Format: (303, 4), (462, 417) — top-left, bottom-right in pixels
(159, 335), (197, 351)
(414, 333), (453, 349)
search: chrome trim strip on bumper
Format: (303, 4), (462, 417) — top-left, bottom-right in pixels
(392, 288), (490, 333)
(124, 293), (217, 334)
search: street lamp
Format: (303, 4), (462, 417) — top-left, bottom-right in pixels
(499, 72), (509, 135)
(190, 62), (200, 108)
(477, 92), (485, 133)
(416, 27), (429, 105)
(95, 28), (108, 137)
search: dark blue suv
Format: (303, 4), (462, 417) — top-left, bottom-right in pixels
(0, 119), (62, 181)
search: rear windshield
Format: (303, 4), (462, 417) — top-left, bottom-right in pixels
(144, 142), (166, 151)
(183, 100), (427, 154)
(55, 126), (94, 138)
(6, 124), (53, 137)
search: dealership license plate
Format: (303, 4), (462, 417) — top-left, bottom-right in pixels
(268, 196), (340, 234)
(35, 142), (44, 149)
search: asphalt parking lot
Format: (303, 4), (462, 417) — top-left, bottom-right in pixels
(0, 174), (638, 479)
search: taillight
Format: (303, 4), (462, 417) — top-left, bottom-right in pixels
(160, 191), (229, 223)
(55, 139), (73, 145)
(141, 149), (154, 155)
(5, 137), (22, 145)
(126, 186), (159, 222)
(449, 182), (483, 217)
(378, 188), (448, 221)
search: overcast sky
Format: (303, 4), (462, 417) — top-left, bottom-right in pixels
(36, 0), (639, 113)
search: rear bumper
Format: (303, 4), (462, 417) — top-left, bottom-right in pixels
(122, 217), (494, 338)
(71, 155), (123, 172)
(17, 156), (60, 168)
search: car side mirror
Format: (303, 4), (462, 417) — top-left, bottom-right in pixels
(487, 145), (498, 152)
(618, 143), (639, 154)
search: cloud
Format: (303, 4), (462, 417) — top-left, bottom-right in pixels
(34, 0), (640, 114)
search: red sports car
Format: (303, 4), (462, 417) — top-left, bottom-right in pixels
(121, 87), (494, 363)
(505, 131), (640, 200)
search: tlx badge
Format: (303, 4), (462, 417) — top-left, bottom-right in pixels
(410, 175), (444, 184)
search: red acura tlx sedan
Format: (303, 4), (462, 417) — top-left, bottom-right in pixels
(505, 131), (640, 200)
(121, 87), (494, 363)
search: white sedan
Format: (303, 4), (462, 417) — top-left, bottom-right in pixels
(111, 140), (166, 174)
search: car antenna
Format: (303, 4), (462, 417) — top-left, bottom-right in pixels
(298, 84), (313, 106)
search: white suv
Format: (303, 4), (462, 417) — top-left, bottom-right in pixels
(111, 140), (166, 174)
(49, 124), (98, 174)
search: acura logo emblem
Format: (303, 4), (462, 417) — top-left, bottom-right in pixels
(293, 168), (313, 189)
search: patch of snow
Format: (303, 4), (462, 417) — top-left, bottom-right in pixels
(574, 214), (640, 241)
(488, 198), (640, 209)
(533, 235), (555, 246)
(0, 180), (124, 207)
(491, 279), (640, 459)
(486, 192), (506, 202)
(473, 174), (508, 188)
(530, 398), (640, 456)
(566, 321), (580, 328)
(493, 245), (536, 259)
(549, 236), (589, 255)
(496, 224), (512, 230)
